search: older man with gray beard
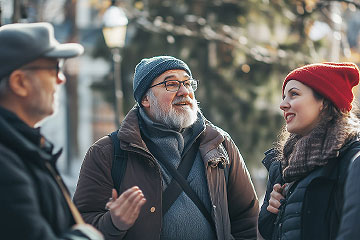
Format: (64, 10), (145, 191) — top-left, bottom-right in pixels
(73, 56), (259, 240)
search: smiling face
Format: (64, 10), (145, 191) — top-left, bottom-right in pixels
(280, 80), (324, 136)
(141, 69), (198, 129)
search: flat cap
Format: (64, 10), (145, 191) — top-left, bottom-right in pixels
(0, 22), (84, 79)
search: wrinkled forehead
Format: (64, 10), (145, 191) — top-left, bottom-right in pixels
(151, 69), (190, 85)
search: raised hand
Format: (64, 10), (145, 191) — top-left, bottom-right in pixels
(106, 186), (146, 231)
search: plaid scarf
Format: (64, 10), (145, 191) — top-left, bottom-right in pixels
(279, 117), (359, 183)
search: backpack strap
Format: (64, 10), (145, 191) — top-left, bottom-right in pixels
(108, 130), (128, 195)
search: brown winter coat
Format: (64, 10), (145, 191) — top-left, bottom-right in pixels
(73, 107), (259, 240)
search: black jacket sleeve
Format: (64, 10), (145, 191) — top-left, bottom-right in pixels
(258, 153), (284, 240)
(336, 155), (360, 240)
(0, 146), (100, 240)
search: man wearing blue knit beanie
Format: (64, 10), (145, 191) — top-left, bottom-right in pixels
(74, 56), (259, 240)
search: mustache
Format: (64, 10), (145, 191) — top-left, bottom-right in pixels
(172, 96), (195, 105)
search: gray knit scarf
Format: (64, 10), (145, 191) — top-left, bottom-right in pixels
(278, 117), (359, 183)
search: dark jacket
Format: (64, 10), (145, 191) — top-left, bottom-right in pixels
(258, 141), (360, 240)
(336, 146), (360, 239)
(0, 107), (94, 240)
(73, 107), (259, 240)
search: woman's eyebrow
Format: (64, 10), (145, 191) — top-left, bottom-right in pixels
(283, 87), (300, 99)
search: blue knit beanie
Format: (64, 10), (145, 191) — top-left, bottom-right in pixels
(133, 56), (192, 105)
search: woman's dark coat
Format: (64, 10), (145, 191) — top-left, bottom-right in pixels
(258, 141), (360, 240)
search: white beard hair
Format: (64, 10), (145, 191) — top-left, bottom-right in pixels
(147, 90), (199, 129)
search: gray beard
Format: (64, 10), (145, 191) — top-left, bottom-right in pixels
(147, 90), (199, 129)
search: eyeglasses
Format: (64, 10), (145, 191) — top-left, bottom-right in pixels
(21, 60), (64, 75)
(149, 79), (198, 92)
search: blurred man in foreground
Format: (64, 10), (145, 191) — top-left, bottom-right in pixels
(0, 22), (103, 240)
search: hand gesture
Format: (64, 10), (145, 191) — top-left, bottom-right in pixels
(105, 186), (146, 231)
(267, 183), (285, 214)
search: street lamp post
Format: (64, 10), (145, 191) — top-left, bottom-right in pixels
(102, 0), (128, 128)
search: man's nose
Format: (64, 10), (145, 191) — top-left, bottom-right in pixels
(176, 82), (191, 96)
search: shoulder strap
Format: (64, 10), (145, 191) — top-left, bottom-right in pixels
(153, 139), (216, 232)
(109, 130), (128, 195)
(45, 162), (85, 224)
(162, 139), (200, 214)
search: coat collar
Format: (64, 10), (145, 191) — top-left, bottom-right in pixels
(262, 148), (276, 171)
(118, 106), (150, 154)
(0, 107), (61, 164)
(0, 106), (42, 145)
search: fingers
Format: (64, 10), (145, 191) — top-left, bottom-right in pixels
(105, 189), (118, 210)
(117, 187), (146, 217)
(268, 194), (282, 214)
(112, 188), (118, 200)
(273, 183), (283, 193)
(109, 186), (147, 231)
(267, 204), (280, 214)
(271, 185), (285, 199)
(125, 191), (146, 221)
(105, 202), (112, 211)
(117, 186), (143, 203)
(267, 183), (286, 214)
(273, 183), (287, 195)
(106, 186), (142, 210)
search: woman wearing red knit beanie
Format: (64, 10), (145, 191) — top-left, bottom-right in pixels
(258, 62), (360, 240)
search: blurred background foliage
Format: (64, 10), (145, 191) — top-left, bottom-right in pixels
(92, 0), (360, 169)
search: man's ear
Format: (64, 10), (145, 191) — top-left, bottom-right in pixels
(8, 70), (31, 97)
(141, 94), (150, 108)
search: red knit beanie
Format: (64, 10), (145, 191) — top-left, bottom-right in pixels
(283, 62), (360, 112)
